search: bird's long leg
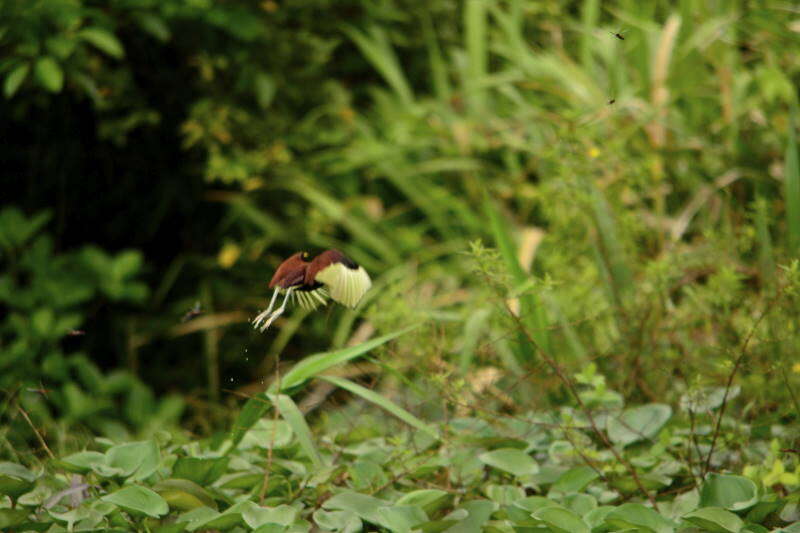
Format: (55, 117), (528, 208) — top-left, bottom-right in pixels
(252, 288), (280, 329)
(259, 287), (293, 332)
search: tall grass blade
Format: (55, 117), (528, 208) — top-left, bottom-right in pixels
(422, 14), (450, 101)
(464, 0), (488, 113)
(273, 325), (418, 393)
(786, 104), (800, 256)
(344, 25), (414, 107)
(229, 325), (417, 448)
(590, 186), (632, 307)
(484, 196), (551, 356)
(270, 394), (323, 467)
(319, 376), (440, 440)
(580, 0), (600, 68)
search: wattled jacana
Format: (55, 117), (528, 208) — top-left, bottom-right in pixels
(252, 249), (372, 332)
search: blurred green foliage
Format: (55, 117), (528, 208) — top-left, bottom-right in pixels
(1, 0), (799, 506)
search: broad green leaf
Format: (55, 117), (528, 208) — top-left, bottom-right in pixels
(58, 451), (107, 474)
(153, 479), (217, 511)
(445, 500), (496, 533)
(34, 56), (63, 92)
(700, 474), (759, 511)
(239, 419), (293, 450)
(584, 506), (616, 529)
(484, 484), (525, 505)
(0, 462), (37, 499)
(172, 456), (229, 485)
(0, 508), (30, 528)
(105, 440), (160, 480)
(605, 503), (674, 533)
(507, 496), (560, 525)
(551, 466), (599, 493)
(242, 503), (299, 528)
(313, 509), (362, 533)
(101, 485), (168, 518)
(78, 27), (124, 58)
(320, 375), (440, 440)
(683, 507), (744, 533)
(478, 448), (538, 476)
(395, 489), (449, 513)
(323, 491), (390, 525)
(607, 404), (672, 446)
(4, 63), (29, 98)
(532, 506), (590, 533)
(377, 505), (428, 532)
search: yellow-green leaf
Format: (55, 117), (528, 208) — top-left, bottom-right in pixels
(34, 57), (63, 92)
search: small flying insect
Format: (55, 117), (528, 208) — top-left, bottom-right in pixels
(252, 249), (372, 332)
(181, 301), (203, 323)
(608, 98), (616, 105)
(611, 30), (626, 40)
(67, 329), (86, 336)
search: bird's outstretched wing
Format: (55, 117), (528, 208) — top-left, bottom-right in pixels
(307, 250), (371, 308)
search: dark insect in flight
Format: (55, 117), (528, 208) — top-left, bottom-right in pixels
(252, 249), (372, 332)
(611, 30), (625, 40)
(608, 99), (616, 105)
(181, 301), (203, 323)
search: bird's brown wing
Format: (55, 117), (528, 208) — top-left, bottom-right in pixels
(304, 250), (347, 285)
(269, 253), (309, 289)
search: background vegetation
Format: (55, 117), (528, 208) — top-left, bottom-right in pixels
(1, 0), (800, 531)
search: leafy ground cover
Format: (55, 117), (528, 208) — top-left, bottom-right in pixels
(3, 329), (800, 532)
(3, 0), (800, 531)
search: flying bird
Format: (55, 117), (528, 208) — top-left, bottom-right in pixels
(252, 250), (372, 332)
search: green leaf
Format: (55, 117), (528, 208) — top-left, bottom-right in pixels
(478, 448), (538, 476)
(320, 375), (440, 440)
(254, 71), (276, 109)
(484, 484), (525, 505)
(242, 502), (299, 528)
(78, 27), (124, 58)
(323, 491), (390, 525)
(0, 462), (37, 499)
(507, 496), (559, 525)
(34, 56), (63, 92)
(605, 503), (674, 533)
(532, 507), (590, 533)
(313, 509), (362, 533)
(395, 489), (449, 513)
(101, 485), (169, 518)
(607, 404), (672, 446)
(105, 440), (160, 480)
(153, 479), (217, 511)
(172, 456), (230, 486)
(58, 451), (107, 474)
(683, 507), (744, 533)
(377, 505), (428, 532)
(0, 508), (30, 529)
(551, 466), (600, 493)
(4, 63), (29, 98)
(699, 474), (759, 511)
(271, 393), (323, 467)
